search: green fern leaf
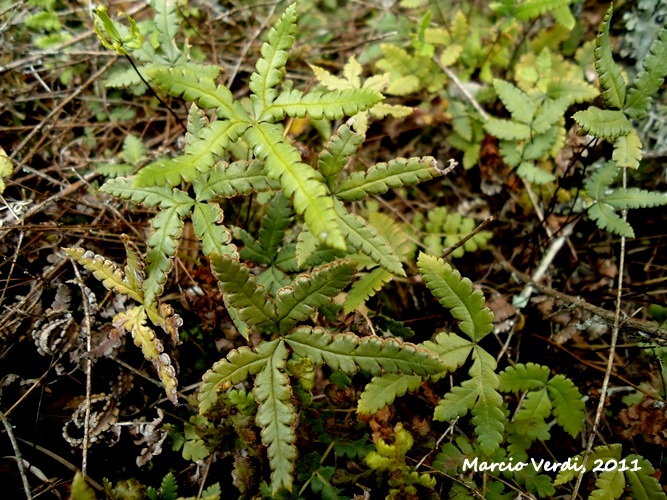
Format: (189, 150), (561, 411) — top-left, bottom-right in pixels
(144, 206), (186, 305)
(343, 267), (393, 314)
(435, 348), (504, 454)
(547, 374), (585, 437)
(153, 0), (180, 63)
(625, 455), (665, 500)
(516, 161), (556, 184)
(249, 4), (297, 109)
(546, 78), (599, 103)
(422, 332), (474, 372)
(259, 192), (293, 260)
(275, 260), (356, 333)
(552, 4), (575, 30)
(357, 374), (423, 414)
(186, 103), (207, 142)
(191, 202), (234, 257)
(145, 66), (238, 119)
(193, 160), (279, 200)
(484, 118), (532, 141)
(572, 107), (632, 140)
(100, 177), (193, 208)
(595, 6), (626, 109)
(417, 253), (494, 341)
(63, 247), (142, 302)
(210, 253), (277, 333)
(334, 200), (404, 276)
(285, 327), (445, 376)
(590, 469), (625, 500)
(245, 123), (344, 250)
(334, 156), (440, 202)
(317, 124), (364, 188)
(585, 161), (616, 200)
(136, 120), (249, 187)
(267, 88), (383, 122)
(588, 202), (635, 238)
(120, 234), (145, 296)
(198, 339), (279, 414)
(498, 362), (550, 391)
(515, 0), (572, 21)
(603, 188), (667, 210)
(523, 127), (560, 161)
(532, 97), (569, 134)
(624, 24), (667, 120)
(253, 340), (297, 494)
(612, 130), (642, 169)
(493, 79), (536, 124)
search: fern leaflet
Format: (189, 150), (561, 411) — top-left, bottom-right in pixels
(595, 5), (626, 109)
(357, 374), (423, 414)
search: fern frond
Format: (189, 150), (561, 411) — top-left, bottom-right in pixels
(334, 200), (404, 276)
(625, 455), (665, 499)
(145, 66), (238, 119)
(498, 362), (550, 391)
(585, 161), (617, 200)
(198, 338), (280, 413)
(515, 0), (572, 21)
(317, 124), (364, 188)
(253, 340), (297, 494)
(484, 118), (532, 140)
(144, 206), (185, 305)
(434, 348), (504, 454)
(334, 157), (440, 202)
(259, 192), (293, 260)
(493, 79), (536, 124)
(245, 123), (344, 250)
(612, 130), (642, 169)
(417, 253), (494, 341)
(516, 162), (556, 184)
(572, 107), (632, 140)
(422, 331), (474, 372)
(588, 202), (634, 238)
(191, 202), (234, 257)
(546, 78), (599, 103)
(100, 177), (193, 209)
(595, 5), (626, 109)
(285, 327), (445, 376)
(343, 267), (393, 314)
(546, 374), (585, 437)
(623, 22), (667, 120)
(266, 88), (382, 122)
(532, 98), (569, 134)
(603, 188), (667, 210)
(120, 234), (145, 295)
(249, 4), (297, 109)
(210, 253), (277, 333)
(63, 247), (142, 302)
(275, 260), (356, 333)
(153, 0), (180, 63)
(135, 120), (250, 187)
(193, 160), (279, 200)
(357, 374), (423, 414)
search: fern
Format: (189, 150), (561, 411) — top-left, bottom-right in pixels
(595, 5), (626, 109)
(357, 374), (422, 414)
(63, 242), (180, 403)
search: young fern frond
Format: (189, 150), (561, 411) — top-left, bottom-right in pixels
(191, 202), (232, 257)
(317, 124), (364, 189)
(343, 267), (393, 314)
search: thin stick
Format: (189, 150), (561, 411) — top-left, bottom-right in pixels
(571, 169), (628, 498)
(0, 410), (32, 500)
(442, 216), (494, 259)
(69, 263), (94, 477)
